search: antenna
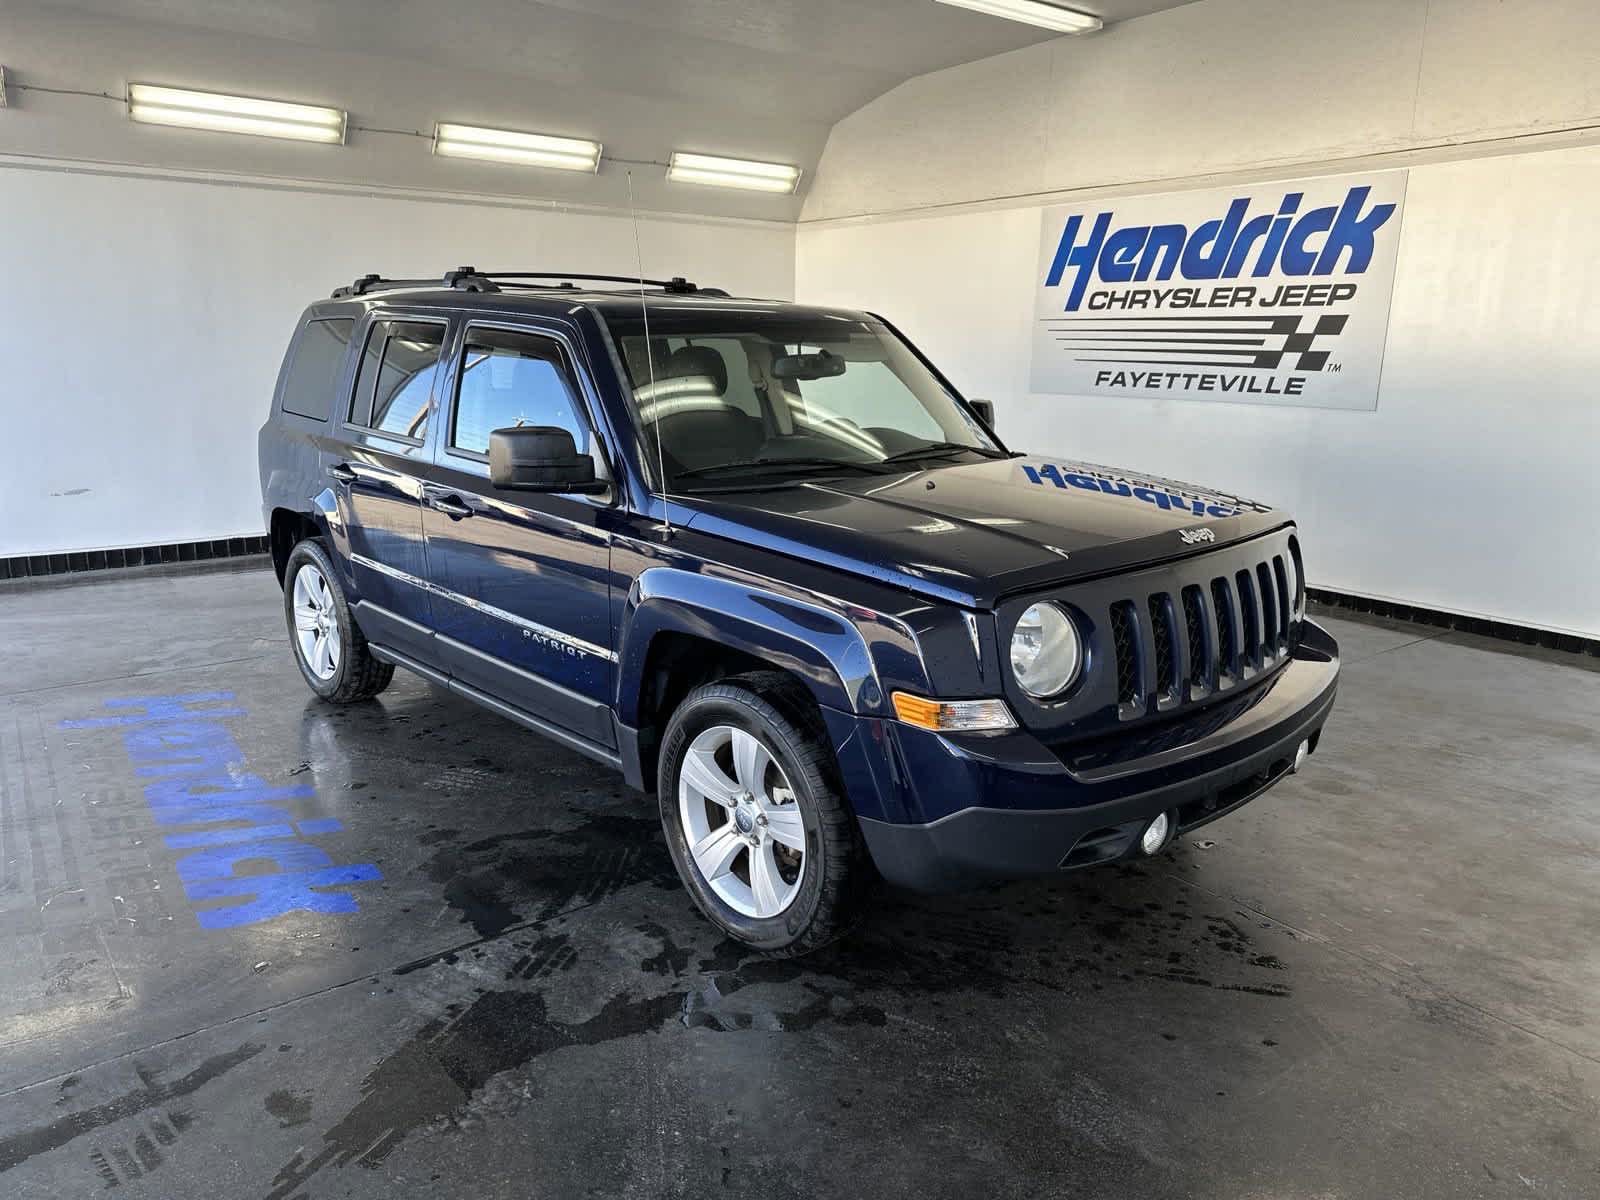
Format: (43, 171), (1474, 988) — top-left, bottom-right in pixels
(627, 170), (672, 537)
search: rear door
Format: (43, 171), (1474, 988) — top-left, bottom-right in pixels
(420, 320), (617, 748)
(332, 314), (450, 656)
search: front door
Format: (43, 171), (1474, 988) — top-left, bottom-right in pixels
(421, 321), (616, 749)
(333, 315), (449, 656)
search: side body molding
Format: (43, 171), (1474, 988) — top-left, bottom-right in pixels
(615, 567), (891, 728)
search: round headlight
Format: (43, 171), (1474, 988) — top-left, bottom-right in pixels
(1010, 602), (1081, 699)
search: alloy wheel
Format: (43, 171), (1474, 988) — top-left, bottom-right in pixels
(678, 724), (806, 918)
(292, 563), (342, 681)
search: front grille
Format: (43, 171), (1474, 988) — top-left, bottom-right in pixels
(1104, 540), (1301, 721)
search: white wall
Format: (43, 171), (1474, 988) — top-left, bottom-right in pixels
(797, 0), (1600, 639)
(0, 164), (793, 557)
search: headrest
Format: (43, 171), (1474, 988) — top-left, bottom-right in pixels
(661, 344), (728, 397)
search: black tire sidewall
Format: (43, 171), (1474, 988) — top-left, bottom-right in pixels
(659, 688), (831, 952)
(283, 540), (359, 700)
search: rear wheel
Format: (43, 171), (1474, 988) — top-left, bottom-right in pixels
(282, 539), (394, 703)
(658, 673), (875, 955)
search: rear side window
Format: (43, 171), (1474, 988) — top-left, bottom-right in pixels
(280, 318), (354, 420)
(348, 319), (447, 442)
(450, 328), (589, 456)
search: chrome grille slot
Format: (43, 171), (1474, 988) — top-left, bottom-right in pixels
(1272, 555), (1292, 647)
(1287, 534), (1305, 617)
(1110, 601), (1139, 705)
(1235, 569), (1260, 670)
(1212, 577), (1237, 681)
(1256, 562), (1277, 660)
(1148, 593), (1177, 701)
(1181, 585), (1208, 691)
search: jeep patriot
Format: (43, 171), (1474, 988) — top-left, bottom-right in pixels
(258, 268), (1339, 954)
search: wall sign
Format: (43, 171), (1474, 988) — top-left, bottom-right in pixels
(1031, 170), (1407, 410)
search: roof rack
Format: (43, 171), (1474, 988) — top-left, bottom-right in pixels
(331, 268), (727, 299)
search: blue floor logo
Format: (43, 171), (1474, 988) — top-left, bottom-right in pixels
(60, 692), (380, 928)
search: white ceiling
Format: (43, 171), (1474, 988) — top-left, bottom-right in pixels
(16, 0), (1200, 218)
(50, 1), (1200, 125)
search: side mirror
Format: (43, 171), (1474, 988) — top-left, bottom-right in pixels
(488, 426), (605, 494)
(969, 398), (995, 429)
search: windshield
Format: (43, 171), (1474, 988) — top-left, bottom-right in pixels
(602, 308), (1004, 492)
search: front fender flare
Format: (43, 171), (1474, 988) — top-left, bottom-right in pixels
(615, 568), (891, 727)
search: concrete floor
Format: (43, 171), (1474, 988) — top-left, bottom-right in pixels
(1, 561), (1597, 1199)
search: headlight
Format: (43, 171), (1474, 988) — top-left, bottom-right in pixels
(1010, 602), (1082, 698)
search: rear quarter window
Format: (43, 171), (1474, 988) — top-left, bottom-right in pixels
(280, 317), (355, 420)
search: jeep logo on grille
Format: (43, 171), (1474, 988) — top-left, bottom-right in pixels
(1179, 528), (1216, 545)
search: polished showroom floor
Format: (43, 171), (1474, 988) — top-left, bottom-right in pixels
(1, 561), (1596, 1199)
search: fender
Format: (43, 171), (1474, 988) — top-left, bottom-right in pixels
(616, 567), (895, 726)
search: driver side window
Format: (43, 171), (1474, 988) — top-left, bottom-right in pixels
(450, 327), (589, 457)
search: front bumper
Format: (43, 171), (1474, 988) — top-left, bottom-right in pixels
(829, 620), (1339, 892)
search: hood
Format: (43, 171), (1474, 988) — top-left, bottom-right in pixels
(676, 456), (1285, 608)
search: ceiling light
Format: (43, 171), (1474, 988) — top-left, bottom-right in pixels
(667, 152), (801, 195)
(433, 123), (601, 172)
(932, 0), (1103, 34)
(128, 83), (346, 143)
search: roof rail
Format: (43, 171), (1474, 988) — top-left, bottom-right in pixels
(329, 274), (441, 299)
(445, 268), (719, 294)
(332, 268), (728, 300)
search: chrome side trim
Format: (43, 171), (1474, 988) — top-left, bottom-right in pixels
(350, 552), (617, 663)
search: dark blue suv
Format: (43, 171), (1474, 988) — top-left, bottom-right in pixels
(259, 268), (1339, 955)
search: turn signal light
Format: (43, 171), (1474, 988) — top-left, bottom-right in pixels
(891, 692), (1016, 733)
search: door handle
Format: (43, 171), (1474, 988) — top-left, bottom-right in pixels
(427, 493), (474, 519)
(329, 462), (357, 485)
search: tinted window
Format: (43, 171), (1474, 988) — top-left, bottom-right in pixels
(450, 328), (588, 456)
(280, 318), (354, 420)
(348, 320), (445, 441)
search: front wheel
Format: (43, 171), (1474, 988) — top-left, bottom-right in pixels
(658, 673), (875, 956)
(282, 539), (394, 703)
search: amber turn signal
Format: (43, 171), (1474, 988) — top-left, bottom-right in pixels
(891, 692), (1016, 733)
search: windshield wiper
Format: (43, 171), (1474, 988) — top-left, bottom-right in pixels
(876, 441), (1005, 466)
(674, 456), (886, 482)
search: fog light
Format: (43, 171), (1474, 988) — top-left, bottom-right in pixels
(1140, 812), (1171, 856)
(1292, 739), (1311, 773)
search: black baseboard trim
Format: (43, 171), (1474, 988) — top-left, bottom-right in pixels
(1, 535), (269, 581)
(1308, 588), (1599, 659)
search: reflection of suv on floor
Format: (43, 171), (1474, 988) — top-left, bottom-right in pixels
(259, 268), (1339, 955)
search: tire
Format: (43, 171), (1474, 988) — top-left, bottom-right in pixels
(282, 539), (394, 703)
(658, 672), (876, 955)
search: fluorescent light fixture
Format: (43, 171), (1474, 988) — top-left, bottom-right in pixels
(433, 123), (601, 172)
(667, 152), (801, 195)
(128, 83), (346, 143)
(932, 0), (1102, 34)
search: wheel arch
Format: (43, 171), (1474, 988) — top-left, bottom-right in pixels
(616, 568), (885, 793)
(268, 492), (339, 585)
